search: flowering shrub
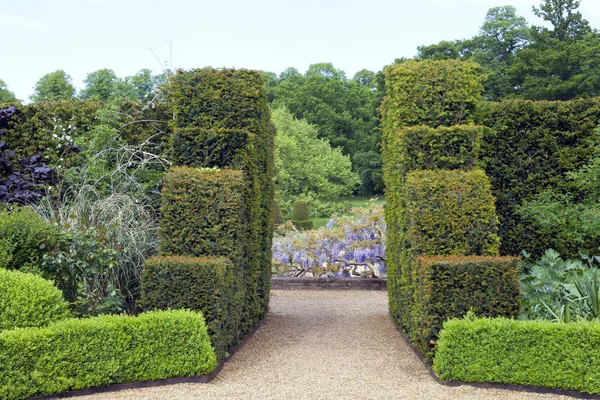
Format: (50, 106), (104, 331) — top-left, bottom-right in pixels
(272, 202), (386, 277)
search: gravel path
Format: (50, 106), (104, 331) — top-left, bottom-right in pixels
(78, 290), (577, 400)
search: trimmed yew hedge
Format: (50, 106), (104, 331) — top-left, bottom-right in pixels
(434, 317), (600, 395)
(411, 256), (520, 360)
(160, 68), (275, 338)
(380, 59), (485, 131)
(404, 169), (500, 257)
(481, 98), (600, 257)
(0, 310), (217, 400)
(140, 255), (243, 360)
(159, 167), (247, 259)
(381, 60), (517, 360)
(397, 125), (483, 172)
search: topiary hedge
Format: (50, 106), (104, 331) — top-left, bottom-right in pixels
(380, 59), (485, 131)
(159, 167), (247, 259)
(397, 125), (483, 172)
(434, 317), (600, 395)
(481, 98), (600, 257)
(411, 256), (520, 360)
(0, 269), (70, 332)
(291, 199), (312, 231)
(404, 169), (500, 257)
(165, 68), (275, 334)
(0, 310), (217, 400)
(140, 255), (243, 361)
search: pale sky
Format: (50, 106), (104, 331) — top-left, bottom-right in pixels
(4, 0), (600, 102)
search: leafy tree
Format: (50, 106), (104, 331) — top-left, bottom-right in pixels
(272, 107), (359, 217)
(31, 70), (76, 103)
(0, 79), (18, 103)
(127, 69), (166, 102)
(271, 63), (383, 194)
(80, 69), (136, 105)
(532, 0), (591, 41)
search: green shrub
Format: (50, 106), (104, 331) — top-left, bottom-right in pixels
(0, 269), (70, 331)
(170, 127), (253, 169)
(481, 98), (600, 257)
(292, 220), (314, 231)
(411, 256), (520, 360)
(1, 100), (101, 166)
(434, 317), (600, 395)
(0, 207), (57, 273)
(140, 255), (243, 361)
(397, 125), (483, 172)
(404, 169), (500, 256)
(0, 310), (217, 400)
(292, 200), (310, 221)
(273, 199), (284, 225)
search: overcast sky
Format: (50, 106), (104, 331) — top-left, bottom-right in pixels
(3, 0), (600, 102)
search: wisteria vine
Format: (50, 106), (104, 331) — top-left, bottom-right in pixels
(272, 202), (386, 278)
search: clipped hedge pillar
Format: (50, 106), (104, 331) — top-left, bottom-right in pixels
(380, 60), (519, 360)
(291, 199), (313, 231)
(144, 69), (275, 358)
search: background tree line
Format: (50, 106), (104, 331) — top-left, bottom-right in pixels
(1, 0), (599, 200)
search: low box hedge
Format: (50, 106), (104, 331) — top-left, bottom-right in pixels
(0, 310), (217, 400)
(411, 256), (520, 360)
(434, 317), (600, 395)
(140, 255), (243, 361)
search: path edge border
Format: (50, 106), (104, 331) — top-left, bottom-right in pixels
(30, 317), (268, 400)
(270, 276), (387, 290)
(391, 316), (600, 400)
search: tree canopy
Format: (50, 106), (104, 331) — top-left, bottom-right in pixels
(272, 107), (360, 217)
(31, 70), (76, 103)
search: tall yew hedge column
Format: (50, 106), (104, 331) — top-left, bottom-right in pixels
(157, 69), (275, 343)
(380, 60), (520, 360)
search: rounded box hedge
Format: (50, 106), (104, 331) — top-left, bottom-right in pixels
(0, 268), (70, 331)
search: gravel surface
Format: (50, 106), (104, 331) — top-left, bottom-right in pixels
(76, 290), (577, 400)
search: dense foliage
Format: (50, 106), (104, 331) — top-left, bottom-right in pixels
(417, 1), (600, 102)
(272, 107), (359, 217)
(0, 310), (217, 400)
(434, 315), (600, 395)
(267, 63), (383, 194)
(141, 255), (243, 361)
(0, 269), (70, 332)
(481, 98), (600, 257)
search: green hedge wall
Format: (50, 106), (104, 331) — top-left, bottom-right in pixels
(397, 125), (483, 172)
(140, 255), (243, 361)
(411, 256), (520, 360)
(0, 269), (70, 332)
(166, 68), (275, 333)
(170, 128), (253, 169)
(404, 169), (500, 257)
(481, 98), (600, 257)
(1, 100), (101, 166)
(159, 167), (247, 259)
(1, 99), (172, 167)
(0, 310), (217, 400)
(434, 317), (600, 395)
